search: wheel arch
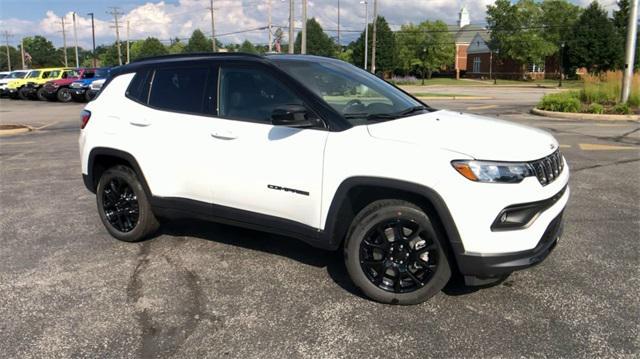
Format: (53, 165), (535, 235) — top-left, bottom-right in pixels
(322, 177), (465, 267)
(86, 147), (152, 199)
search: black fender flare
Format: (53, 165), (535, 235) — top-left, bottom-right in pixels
(85, 147), (152, 198)
(321, 177), (465, 256)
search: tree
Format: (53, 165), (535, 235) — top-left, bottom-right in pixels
(487, 0), (557, 77)
(132, 37), (168, 61)
(0, 45), (20, 71)
(22, 36), (58, 67)
(351, 16), (396, 73)
(184, 29), (210, 53)
(613, 0), (640, 69)
(238, 40), (258, 54)
(98, 43), (121, 66)
(394, 20), (455, 83)
(294, 18), (336, 57)
(540, 0), (581, 45)
(168, 38), (185, 54)
(567, 1), (621, 72)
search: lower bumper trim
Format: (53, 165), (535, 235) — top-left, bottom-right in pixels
(456, 211), (564, 279)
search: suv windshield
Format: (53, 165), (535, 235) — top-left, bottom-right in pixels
(95, 69), (109, 78)
(272, 58), (425, 125)
(26, 71), (41, 78)
(10, 72), (28, 79)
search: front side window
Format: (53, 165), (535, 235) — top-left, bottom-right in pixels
(272, 58), (423, 126)
(45, 71), (59, 79)
(148, 67), (209, 114)
(218, 67), (304, 123)
(11, 72), (28, 79)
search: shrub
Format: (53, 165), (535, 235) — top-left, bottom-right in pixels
(389, 75), (419, 85)
(587, 103), (604, 114)
(580, 71), (640, 107)
(538, 91), (581, 113)
(613, 103), (630, 115)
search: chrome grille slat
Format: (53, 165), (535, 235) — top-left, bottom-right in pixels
(529, 150), (563, 186)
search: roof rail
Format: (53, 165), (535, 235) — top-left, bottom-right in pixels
(130, 52), (264, 64)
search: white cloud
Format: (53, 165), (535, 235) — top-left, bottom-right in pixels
(2, 0), (627, 49)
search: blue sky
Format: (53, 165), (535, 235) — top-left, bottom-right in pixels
(0, 0), (618, 49)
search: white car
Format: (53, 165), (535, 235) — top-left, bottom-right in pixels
(79, 54), (569, 304)
(0, 69), (31, 95)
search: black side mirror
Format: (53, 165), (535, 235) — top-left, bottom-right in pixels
(271, 105), (314, 128)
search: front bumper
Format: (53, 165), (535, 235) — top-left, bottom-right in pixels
(71, 87), (88, 98)
(455, 210), (564, 281)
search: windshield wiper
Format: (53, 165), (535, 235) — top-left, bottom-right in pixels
(344, 106), (428, 122)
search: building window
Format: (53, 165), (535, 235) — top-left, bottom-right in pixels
(528, 63), (545, 73)
(473, 57), (481, 73)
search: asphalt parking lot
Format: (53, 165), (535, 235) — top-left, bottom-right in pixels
(0, 89), (639, 358)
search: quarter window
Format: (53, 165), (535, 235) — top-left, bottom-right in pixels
(218, 67), (304, 123)
(148, 67), (209, 114)
(126, 70), (152, 104)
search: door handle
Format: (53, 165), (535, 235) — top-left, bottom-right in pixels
(210, 130), (237, 140)
(129, 118), (152, 127)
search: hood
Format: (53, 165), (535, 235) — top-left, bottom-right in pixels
(366, 110), (558, 162)
(48, 77), (80, 86)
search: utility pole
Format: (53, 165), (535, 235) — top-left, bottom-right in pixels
(337, 0), (341, 52)
(370, 0), (377, 74)
(107, 7), (124, 66)
(621, 0), (638, 103)
(1, 31), (11, 71)
(72, 12), (79, 67)
(61, 16), (68, 67)
(208, 0), (217, 52)
(301, 0), (307, 54)
(21, 38), (25, 69)
(88, 13), (96, 67)
(360, 0), (368, 70)
(268, 0), (273, 52)
(288, 0), (295, 54)
(126, 20), (130, 64)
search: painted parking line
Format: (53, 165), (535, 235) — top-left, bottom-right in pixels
(579, 143), (639, 151)
(467, 105), (498, 111)
(559, 144), (572, 148)
(0, 141), (35, 146)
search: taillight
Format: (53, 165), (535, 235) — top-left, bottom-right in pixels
(80, 110), (91, 129)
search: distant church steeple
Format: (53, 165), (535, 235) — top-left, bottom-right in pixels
(458, 5), (470, 28)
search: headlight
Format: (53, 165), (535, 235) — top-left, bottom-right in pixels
(451, 160), (533, 183)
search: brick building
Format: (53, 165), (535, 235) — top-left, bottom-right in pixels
(452, 6), (490, 78)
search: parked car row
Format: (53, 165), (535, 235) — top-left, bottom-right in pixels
(0, 67), (110, 103)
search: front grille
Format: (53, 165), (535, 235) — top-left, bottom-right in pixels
(529, 150), (564, 186)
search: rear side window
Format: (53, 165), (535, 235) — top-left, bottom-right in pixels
(148, 67), (209, 115)
(126, 70), (151, 103)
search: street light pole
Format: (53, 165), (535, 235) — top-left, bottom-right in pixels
(360, 0), (368, 70)
(88, 13), (96, 67)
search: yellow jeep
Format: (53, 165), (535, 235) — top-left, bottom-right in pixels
(7, 67), (78, 100)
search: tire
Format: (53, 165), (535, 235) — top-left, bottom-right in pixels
(56, 88), (72, 102)
(17, 87), (29, 100)
(344, 199), (451, 305)
(84, 90), (93, 102)
(36, 87), (47, 101)
(96, 165), (159, 242)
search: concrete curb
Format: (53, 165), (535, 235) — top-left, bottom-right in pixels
(417, 96), (493, 101)
(531, 108), (640, 121)
(0, 125), (32, 136)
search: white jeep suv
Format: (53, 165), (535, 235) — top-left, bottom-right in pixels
(79, 54), (569, 304)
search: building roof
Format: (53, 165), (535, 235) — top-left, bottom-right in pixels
(454, 24), (490, 44)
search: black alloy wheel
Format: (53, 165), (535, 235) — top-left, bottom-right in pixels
(57, 88), (72, 102)
(102, 177), (140, 233)
(344, 199), (451, 304)
(36, 87), (47, 101)
(359, 218), (438, 293)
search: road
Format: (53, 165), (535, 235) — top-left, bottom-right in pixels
(0, 90), (638, 358)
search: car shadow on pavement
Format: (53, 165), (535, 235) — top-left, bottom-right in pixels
(157, 219), (492, 301)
